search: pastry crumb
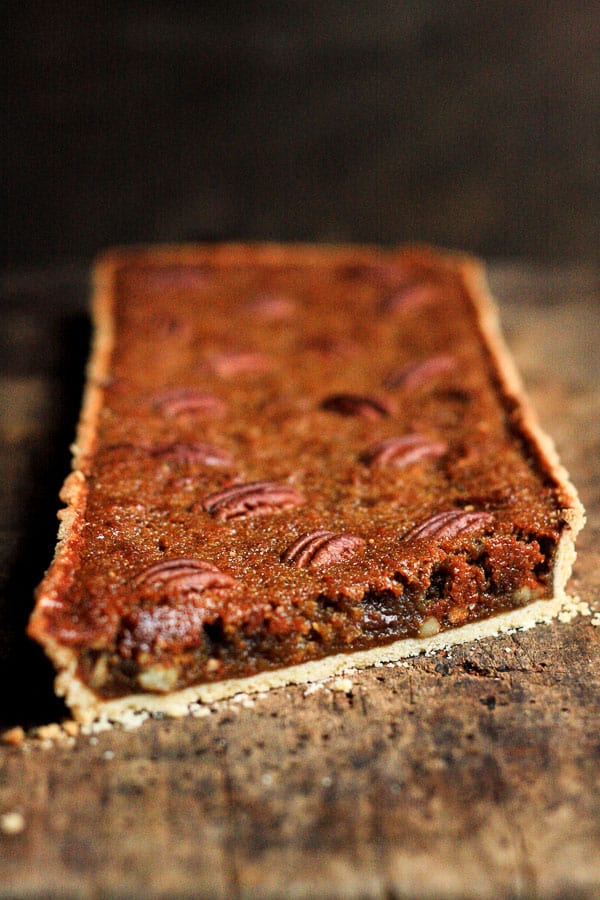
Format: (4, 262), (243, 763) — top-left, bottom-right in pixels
(123, 712), (150, 732)
(303, 681), (325, 697)
(62, 720), (80, 738)
(330, 677), (354, 693)
(35, 723), (64, 742)
(1, 726), (25, 746)
(558, 598), (591, 623)
(0, 811), (25, 835)
(82, 717), (124, 735)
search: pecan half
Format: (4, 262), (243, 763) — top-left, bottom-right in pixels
(122, 605), (210, 658)
(152, 388), (226, 419)
(361, 434), (448, 468)
(282, 530), (366, 569)
(380, 283), (441, 314)
(401, 510), (494, 542)
(149, 441), (233, 467)
(202, 481), (305, 521)
(245, 292), (297, 319)
(121, 559), (239, 660)
(384, 355), (457, 390)
(208, 351), (272, 378)
(134, 558), (238, 593)
(320, 393), (391, 420)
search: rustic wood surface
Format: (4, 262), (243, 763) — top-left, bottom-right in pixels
(0, 261), (598, 898)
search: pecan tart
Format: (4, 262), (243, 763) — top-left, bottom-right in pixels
(28, 244), (585, 723)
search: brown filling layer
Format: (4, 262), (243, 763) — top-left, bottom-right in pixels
(77, 530), (554, 699)
(35, 248), (567, 699)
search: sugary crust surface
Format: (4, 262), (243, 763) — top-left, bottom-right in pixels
(28, 243), (585, 725)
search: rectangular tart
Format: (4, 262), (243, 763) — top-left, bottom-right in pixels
(28, 244), (585, 724)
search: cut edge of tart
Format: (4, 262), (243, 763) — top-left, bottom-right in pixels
(28, 244), (586, 726)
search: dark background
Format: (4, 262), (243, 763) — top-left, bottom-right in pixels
(3, 0), (599, 270)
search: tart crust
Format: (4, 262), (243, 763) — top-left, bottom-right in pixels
(28, 244), (585, 725)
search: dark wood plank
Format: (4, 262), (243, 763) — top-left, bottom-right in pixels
(0, 264), (598, 897)
(4, 3), (599, 267)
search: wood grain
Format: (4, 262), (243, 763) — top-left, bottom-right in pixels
(0, 263), (598, 897)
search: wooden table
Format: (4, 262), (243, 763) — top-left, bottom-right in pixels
(1, 261), (599, 897)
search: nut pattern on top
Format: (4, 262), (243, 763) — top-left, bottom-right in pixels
(202, 481), (306, 522)
(151, 388), (226, 419)
(134, 558), (238, 593)
(320, 393), (391, 420)
(282, 531), (366, 569)
(385, 355), (457, 390)
(361, 434), (448, 468)
(380, 283), (442, 314)
(245, 291), (297, 319)
(208, 351), (273, 378)
(149, 442), (233, 467)
(401, 510), (494, 542)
